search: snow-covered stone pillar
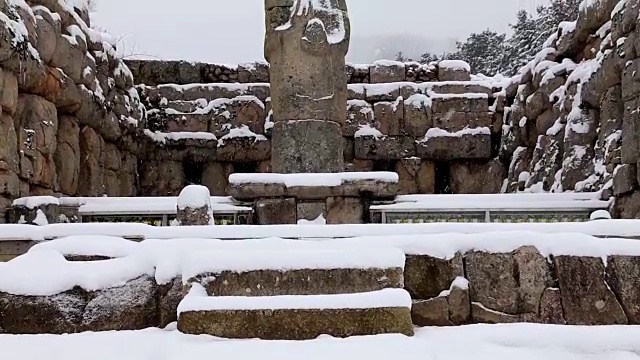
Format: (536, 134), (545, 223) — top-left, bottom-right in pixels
(9, 196), (60, 225)
(265, 0), (350, 173)
(176, 185), (215, 226)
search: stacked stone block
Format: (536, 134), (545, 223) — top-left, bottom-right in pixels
(0, 0), (143, 221)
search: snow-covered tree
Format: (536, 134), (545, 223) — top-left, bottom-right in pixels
(449, 30), (508, 75)
(505, 10), (540, 75)
(536, 0), (581, 43)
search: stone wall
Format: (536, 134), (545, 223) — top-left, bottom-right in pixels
(124, 59), (441, 87)
(0, 0), (143, 221)
(3, 235), (640, 333)
(499, 0), (636, 218)
(134, 59), (506, 197)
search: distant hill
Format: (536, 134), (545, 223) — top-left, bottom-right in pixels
(346, 33), (458, 63)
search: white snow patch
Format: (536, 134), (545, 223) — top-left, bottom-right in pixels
(29, 235), (139, 258)
(177, 185), (211, 210)
(438, 60), (471, 72)
(423, 127), (490, 140)
(143, 130), (217, 144)
(178, 285), (411, 312)
(355, 124), (384, 138)
(181, 246), (406, 279)
(12, 196), (59, 209)
(228, 172), (399, 187)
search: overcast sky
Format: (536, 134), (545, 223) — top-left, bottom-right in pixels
(92, 0), (550, 64)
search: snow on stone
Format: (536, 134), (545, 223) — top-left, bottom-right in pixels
(438, 60), (471, 72)
(354, 124), (384, 138)
(178, 285), (411, 313)
(404, 94), (432, 109)
(0, 250), (154, 296)
(29, 235), (140, 258)
(217, 125), (268, 147)
(428, 92), (488, 100)
(228, 172), (399, 187)
(372, 59), (404, 67)
(177, 185), (211, 210)
(559, 21), (577, 36)
(12, 196), (60, 208)
(423, 127), (490, 140)
(590, 210), (612, 220)
(298, 214), (327, 225)
(32, 210), (49, 226)
(438, 276), (469, 297)
(275, 0), (347, 45)
(143, 130), (217, 144)
(181, 247), (406, 280)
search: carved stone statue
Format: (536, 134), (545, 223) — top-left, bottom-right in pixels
(265, 0), (351, 173)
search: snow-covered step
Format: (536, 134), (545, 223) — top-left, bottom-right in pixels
(177, 285), (414, 339)
(182, 246), (406, 296)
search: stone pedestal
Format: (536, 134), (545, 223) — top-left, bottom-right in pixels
(228, 172), (397, 225)
(8, 196), (60, 225)
(176, 185), (214, 226)
(271, 120), (344, 173)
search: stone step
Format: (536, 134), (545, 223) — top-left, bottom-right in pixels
(182, 246), (406, 296)
(177, 285), (414, 339)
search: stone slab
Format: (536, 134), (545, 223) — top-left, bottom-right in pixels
(178, 307), (414, 340)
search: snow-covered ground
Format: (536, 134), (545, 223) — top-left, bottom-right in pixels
(2, 324), (639, 360)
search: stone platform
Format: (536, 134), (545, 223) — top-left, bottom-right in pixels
(177, 286), (414, 340)
(227, 172), (399, 224)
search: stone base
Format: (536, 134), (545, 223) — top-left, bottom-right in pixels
(271, 120), (344, 173)
(178, 306), (414, 340)
(0, 240), (37, 261)
(186, 267), (404, 296)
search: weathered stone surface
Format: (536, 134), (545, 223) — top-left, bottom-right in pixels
(272, 120), (344, 173)
(432, 112), (493, 134)
(471, 302), (521, 324)
(403, 94), (432, 137)
(325, 197), (363, 224)
(449, 159), (505, 194)
(178, 307), (414, 340)
(404, 253), (464, 299)
(191, 268), (404, 297)
(370, 61), (405, 83)
(373, 99), (403, 136)
(613, 164), (638, 195)
(176, 185), (214, 226)
(539, 288), (566, 324)
(9, 202), (59, 225)
(606, 256), (640, 324)
(448, 283), (471, 325)
(438, 60), (471, 81)
(216, 138), (271, 162)
(0, 114), (18, 174)
(158, 278), (183, 328)
(344, 99), (374, 137)
(82, 276), (158, 331)
(256, 198), (297, 225)
(465, 252), (519, 314)
(395, 158), (435, 194)
(612, 190), (640, 218)
(417, 133), (492, 161)
(0, 68), (18, 116)
(0, 290), (86, 334)
(78, 126), (105, 196)
(513, 246), (552, 314)
(54, 116), (80, 195)
(265, 0), (349, 125)
(201, 162), (231, 196)
(411, 297), (451, 326)
(296, 201), (326, 222)
(354, 136), (416, 160)
(139, 160), (185, 196)
(554, 256), (627, 325)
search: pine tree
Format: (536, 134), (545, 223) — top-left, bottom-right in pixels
(450, 30), (508, 75)
(505, 10), (540, 75)
(536, 0), (581, 44)
(419, 52), (440, 64)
